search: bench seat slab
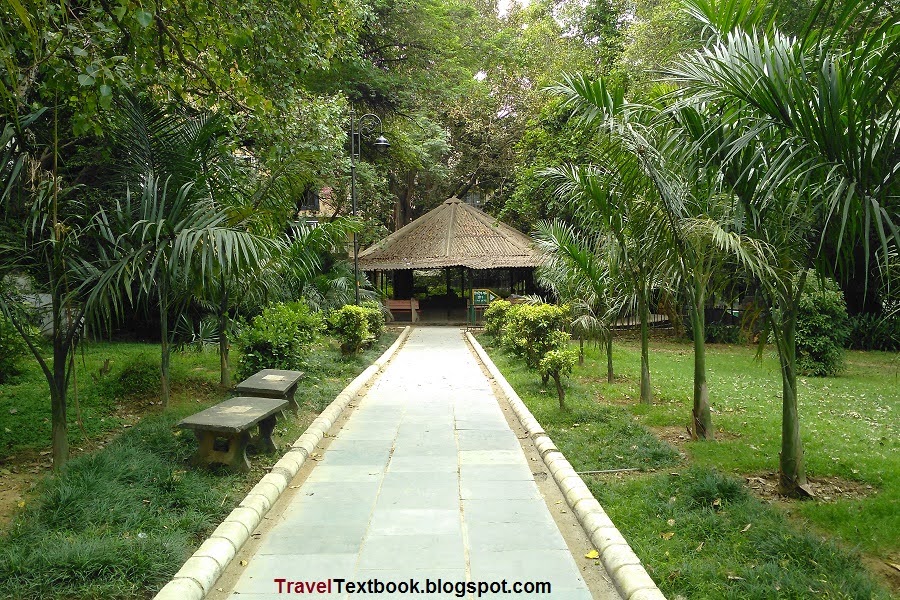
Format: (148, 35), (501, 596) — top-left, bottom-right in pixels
(234, 370), (304, 416)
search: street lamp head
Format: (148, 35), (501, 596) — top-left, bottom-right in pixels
(373, 135), (390, 152)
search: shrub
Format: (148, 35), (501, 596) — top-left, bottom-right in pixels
(360, 300), (386, 338)
(847, 313), (900, 351)
(234, 300), (324, 380)
(328, 305), (371, 355)
(795, 274), (850, 377)
(111, 353), (160, 398)
(539, 346), (578, 410)
(705, 323), (745, 344)
(0, 313), (30, 383)
(501, 303), (571, 369)
(484, 299), (513, 337)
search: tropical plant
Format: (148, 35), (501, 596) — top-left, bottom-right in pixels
(328, 304), (372, 355)
(234, 301), (325, 380)
(666, 0), (900, 494)
(90, 98), (277, 406)
(533, 220), (624, 383)
(792, 273), (850, 377)
(539, 345), (579, 410)
(544, 150), (673, 406)
(548, 73), (776, 437)
(0, 110), (100, 469)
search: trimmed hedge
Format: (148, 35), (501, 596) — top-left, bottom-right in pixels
(500, 302), (571, 369)
(234, 300), (325, 380)
(328, 304), (372, 355)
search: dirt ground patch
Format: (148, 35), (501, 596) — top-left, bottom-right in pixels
(744, 471), (876, 503)
(861, 553), (900, 594)
(651, 424), (742, 448)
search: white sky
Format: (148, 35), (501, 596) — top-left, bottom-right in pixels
(498, 0), (530, 18)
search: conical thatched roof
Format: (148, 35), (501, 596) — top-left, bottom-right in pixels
(358, 197), (542, 271)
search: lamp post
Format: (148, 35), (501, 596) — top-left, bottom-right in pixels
(349, 110), (390, 305)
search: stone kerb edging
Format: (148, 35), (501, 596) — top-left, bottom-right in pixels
(154, 326), (413, 600)
(465, 332), (667, 600)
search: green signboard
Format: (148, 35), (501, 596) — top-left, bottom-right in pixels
(472, 289), (498, 306)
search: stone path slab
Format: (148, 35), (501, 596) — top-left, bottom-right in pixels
(223, 327), (620, 599)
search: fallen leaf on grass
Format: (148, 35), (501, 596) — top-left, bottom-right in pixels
(661, 532), (675, 540)
(741, 523), (752, 533)
(667, 518), (676, 526)
(695, 542), (704, 552)
(585, 550), (600, 559)
(727, 575), (743, 581)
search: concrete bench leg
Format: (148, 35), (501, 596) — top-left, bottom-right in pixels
(285, 388), (300, 417)
(255, 415), (278, 454)
(193, 430), (252, 472)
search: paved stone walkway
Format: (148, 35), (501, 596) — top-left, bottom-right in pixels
(227, 328), (606, 599)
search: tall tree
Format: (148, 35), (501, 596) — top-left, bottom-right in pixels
(668, 0), (900, 493)
(91, 99), (276, 406)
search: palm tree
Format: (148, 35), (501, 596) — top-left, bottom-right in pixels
(667, 0), (900, 493)
(548, 74), (775, 438)
(90, 98), (278, 406)
(533, 220), (625, 383)
(545, 159), (672, 405)
(0, 112), (96, 470)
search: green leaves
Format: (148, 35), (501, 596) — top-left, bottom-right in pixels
(134, 10), (153, 28)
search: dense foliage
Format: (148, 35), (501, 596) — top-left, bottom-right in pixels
(360, 300), (386, 339)
(846, 313), (900, 352)
(0, 312), (29, 383)
(500, 303), (571, 370)
(327, 304), (373, 355)
(234, 301), (325, 379)
(483, 299), (513, 338)
(794, 275), (851, 377)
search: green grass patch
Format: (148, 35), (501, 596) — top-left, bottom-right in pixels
(591, 468), (888, 599)
(584, 338), (900, 559)
(0, 331), (398, 599)
(0, 342), (222, 455)
(480, 333), (894, 599)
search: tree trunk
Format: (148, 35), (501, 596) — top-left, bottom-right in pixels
(219, 287), (230, 388)
(606, 334), (614, 383)
(777, 308), (807, 496)
(554, 373), (566, 410)
(579, 336), (584, 365)
(159, 281), (171, 408)
(639, 291), (652, 404)
(690, 302), (713, 440)
(51, 338), (68, 471)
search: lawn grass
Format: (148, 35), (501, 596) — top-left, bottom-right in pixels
(480, 332), (896, 599)
(591, 336), (899, 560)
(0, 331), (399, 600)
(0, 342), (223, 455)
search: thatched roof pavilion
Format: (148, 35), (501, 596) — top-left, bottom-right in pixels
(358, 197), (542, 271)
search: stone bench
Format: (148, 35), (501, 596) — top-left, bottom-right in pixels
(177, 396), (288, 472)
(234, 369), (304, 416)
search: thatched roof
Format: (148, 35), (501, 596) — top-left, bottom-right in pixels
(358, 197), (542, 271)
